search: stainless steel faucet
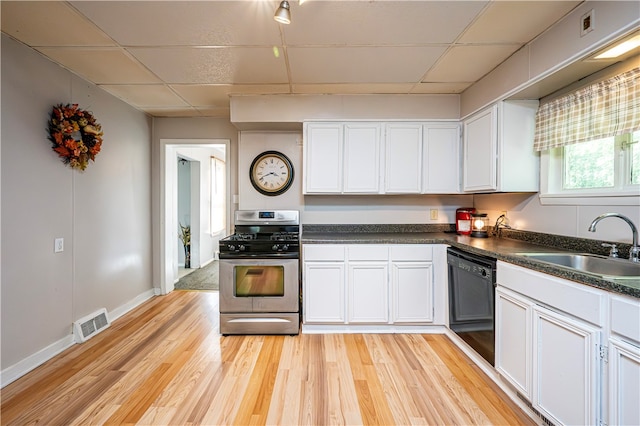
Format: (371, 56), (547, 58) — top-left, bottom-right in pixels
(588, 213), (640, 262)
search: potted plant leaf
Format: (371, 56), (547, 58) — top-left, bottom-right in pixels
(179, 223), (191, 268)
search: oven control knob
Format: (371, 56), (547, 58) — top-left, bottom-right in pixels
(283, 244), (289, 251)
(480, 268), (487, 277)
(228, 245), (235, 252)
(239, 245), (246, 251)
(272, 244), (279, 251)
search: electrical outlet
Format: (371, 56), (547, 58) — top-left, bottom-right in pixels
(430, 209), (438, 220)
(54, 238), (64, 253)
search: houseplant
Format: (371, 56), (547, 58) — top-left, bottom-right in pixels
(179, 223), (191, 268)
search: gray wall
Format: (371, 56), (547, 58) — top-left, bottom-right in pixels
(1, 35), (153, 375)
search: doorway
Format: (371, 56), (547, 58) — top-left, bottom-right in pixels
(160, 139), (230, 294)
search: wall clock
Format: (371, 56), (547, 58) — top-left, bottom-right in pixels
(249, 150), (294, 196)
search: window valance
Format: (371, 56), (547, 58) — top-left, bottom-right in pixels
(533, 67), (640, 151)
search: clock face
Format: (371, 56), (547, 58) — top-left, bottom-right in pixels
(249, 151), (294, 196)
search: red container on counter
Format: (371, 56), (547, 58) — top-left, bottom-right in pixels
(456, 208), (476, 235)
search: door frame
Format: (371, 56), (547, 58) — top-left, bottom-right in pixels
(159, 138), (230, 295)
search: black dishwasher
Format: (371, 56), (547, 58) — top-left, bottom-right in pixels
(447, 247), (497, 365)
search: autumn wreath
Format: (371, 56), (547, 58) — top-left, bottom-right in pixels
(48, 103), (103, 171)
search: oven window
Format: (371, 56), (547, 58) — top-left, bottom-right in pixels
(234, 265), (285, 297)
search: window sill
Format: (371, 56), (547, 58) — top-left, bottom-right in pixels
(539, 192), (640, 206)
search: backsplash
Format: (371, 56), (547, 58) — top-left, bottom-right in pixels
(302, 223), (633, 260)
(496, 228), (633, 260)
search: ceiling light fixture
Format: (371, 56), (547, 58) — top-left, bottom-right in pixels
(593, 32), (640, 59)
(274, 1), (291, 25)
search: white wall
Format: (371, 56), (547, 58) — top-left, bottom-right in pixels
(474, 193), (640, 245)
(1, 35), (153, 378)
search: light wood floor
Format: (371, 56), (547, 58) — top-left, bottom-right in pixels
(1, 291), (535, 425)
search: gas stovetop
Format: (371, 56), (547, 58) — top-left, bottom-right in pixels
(219, 210), (300, 258)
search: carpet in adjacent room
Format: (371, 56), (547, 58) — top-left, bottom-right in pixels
(175, 260), (219, 291)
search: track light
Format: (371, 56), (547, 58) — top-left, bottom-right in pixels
(274, 1), (291, 25)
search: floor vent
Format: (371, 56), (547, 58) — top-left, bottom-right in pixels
(516, 392), (556, 426)
(73, 308), (110, 343)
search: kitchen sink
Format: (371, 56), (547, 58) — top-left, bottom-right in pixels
(517, 252), (640, 279)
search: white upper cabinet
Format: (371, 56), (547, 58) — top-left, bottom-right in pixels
(305, 121), (460, 195)
(384, 123), (423, 193)
(304, 122), (380, 194)
(422, 124), (460, 193)
(343, 123), (382, 193)
(462, 100), (539, 192)
(304, 122), (343, 193)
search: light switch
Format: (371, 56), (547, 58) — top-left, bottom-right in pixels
(54, 238), (64, 253)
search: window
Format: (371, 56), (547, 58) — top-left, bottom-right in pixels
(210, 156), (226, 234)
(536, 67), (640, 204)
(542, 131), (639, 202)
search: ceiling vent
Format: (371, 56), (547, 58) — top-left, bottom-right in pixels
(73, 308), (110, 343)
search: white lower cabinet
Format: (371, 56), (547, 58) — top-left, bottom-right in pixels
(608, 293), (640, 426)
(304, 261), (345, 323)
(496, 262), (605, 426)
(391, 261), (433, 323)
(532, 305), (600, 426)
(608, 338), (640, 426)
(303, 244), (434, 326)
(349, 261), (389, 323)
(496, 287), (532, 400)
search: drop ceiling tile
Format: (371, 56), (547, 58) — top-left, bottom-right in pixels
(284, 1), (488, 45)
(288, 46), (448, 84)
(35, 47), (162, 84)
(410, 82), (471, 94)
(459, 1), (581, 43)
(1, 1), (115, 46)
(424, 45), (519, 82)
(141, 107), (203, 117)
(292, 83), (415, 95)
(99, 85), (188, 107)
(172, 84), (291, 106)
(71, 1), (281, 46)
(128, 47), (288, 84)
(193, 107), (232, 118)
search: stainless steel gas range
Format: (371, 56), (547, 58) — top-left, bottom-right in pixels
(218, 210), (300, 335)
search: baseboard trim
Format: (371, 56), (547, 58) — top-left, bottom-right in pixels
(302, 324), (447, 334)
(0, 335), (75, 388)
(108, 288), (156, 322)
(1, 288), (156, 389)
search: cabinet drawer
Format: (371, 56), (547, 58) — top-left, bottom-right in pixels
(390, 245), (432, 261)
(497, 261), (605, 327)
(610, 294), (640, 345)
(304, 244), (345, 261)
(348, 245), (388, 261)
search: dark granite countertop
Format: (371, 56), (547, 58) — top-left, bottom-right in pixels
(301, 228), (640, 298)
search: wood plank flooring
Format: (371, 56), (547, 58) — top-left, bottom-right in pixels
(1, 291), (535, 425)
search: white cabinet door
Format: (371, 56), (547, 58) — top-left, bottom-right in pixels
(343, 123), (381, 193)
(384, 123), (423, 193)
(348, 261), (389, 323)
(391, 261), (433, 323)
(304, 122), (343, 193)
(532, 305), (600, 426)
(495, 287), (532, 400)
(463, 105), (497, 192)
(609, 338), (640, 426)
(304, 261), (345, 323)
(423, 124), (460, 193)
